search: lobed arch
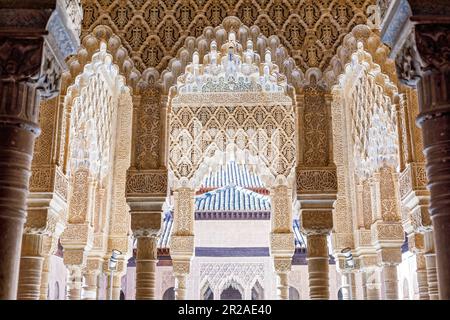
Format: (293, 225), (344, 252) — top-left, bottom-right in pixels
(62, 24), (143, 98)
(167, 25), (298, 188)
(324, 24), (399, 90)
(64, 41), (130, 178)
(199, 279), (214, 300)
(218, 277), (245, 299)
(146, 16), (310, 96)
(328, 24), (403, 255)
(59, 25), (137, 279)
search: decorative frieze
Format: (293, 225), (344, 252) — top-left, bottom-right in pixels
(296, 168), (338, 194)
(126, 169), (168, 196)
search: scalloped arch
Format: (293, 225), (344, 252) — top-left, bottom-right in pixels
(148, 16), (310, 95)
(324, 24), (399, 90)
(62, 25), (143, 96)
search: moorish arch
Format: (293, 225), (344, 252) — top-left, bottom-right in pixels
(326, 26), (424, 300)
(155, 16), (308, 96)
(23, 25), (140, 300)
(324, 25), (401, 255)
(166, 24), (298, 300)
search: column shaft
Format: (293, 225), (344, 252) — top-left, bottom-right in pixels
(82, 272), (98, 300)
(381, 264), (399, 300)
(135, 236), (157, 300)
(66, 266), (83, 300)
(425, 253), (439, 300)
(363, 269), (381, 300)
(175, 275), (186, 300)
(416, 253), (429, 300)
(276, 273), (289, 300)
(0, 126), (36, 299)
(306, 234), (329, 300)
(39, 256), (51, 300)
(17, 234), (44, 300)
(106, 274), (123, 300)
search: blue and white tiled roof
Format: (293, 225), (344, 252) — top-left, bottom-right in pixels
(196, 185), (270, 212)
(158, 214), (307, 250)
(201, 161), (264, 189)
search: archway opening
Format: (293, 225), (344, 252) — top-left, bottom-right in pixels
(166, 23), (297, 300)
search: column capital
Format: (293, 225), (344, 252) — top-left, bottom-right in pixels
(300, 210), (333, 235)
(377, 247), (403, 266)
(131, 211), (162, 238)
(273, 258), (292, 274)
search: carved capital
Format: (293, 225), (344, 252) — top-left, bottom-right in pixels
(300, 210), (333, 235)
(63, 249), (87, 267)
(414, 24), (450, 74)
(0, 37), (44, 133)
(377, 247), (402, 265)
(172, 260), (191, 276)
(359, 254), (379, 270)
(29, 165), (68, 201)
(130, 212), (162, 237)
(60, 223), (93, 249)
(23, 208), (62, 236)
(407, 232), (425, 253)
(273, 258), (292, 273)
(354, 229), (373, 248)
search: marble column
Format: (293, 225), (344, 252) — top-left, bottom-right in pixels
(40, 255), (51, 300)
(421, 229), (439, 300)
(424, 252), (438, 300)
(66, 265), (83, 300)
(174, 274), (187, 300)
(416, 253), (430, 300)
(362, 268), (382, 300)
(173, 260), (190, 300)
(301, 210), (333, 300)
(19, 207), (64, 300)
(0, 0), (79, 299)
(307, 234), (330, 299)
(106, 272), (124, 300)
(0, 6), (57, 300)
(274, 260), (290, 300)
(381, 1), (450, 299)
(340, 272), (356, 300)
(135, 236), (158, 300)
(170, 187), (195, 301)
(17, 234), (45, 300)
(82, 271), (99, 300)
(381, 264), (399, 300)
